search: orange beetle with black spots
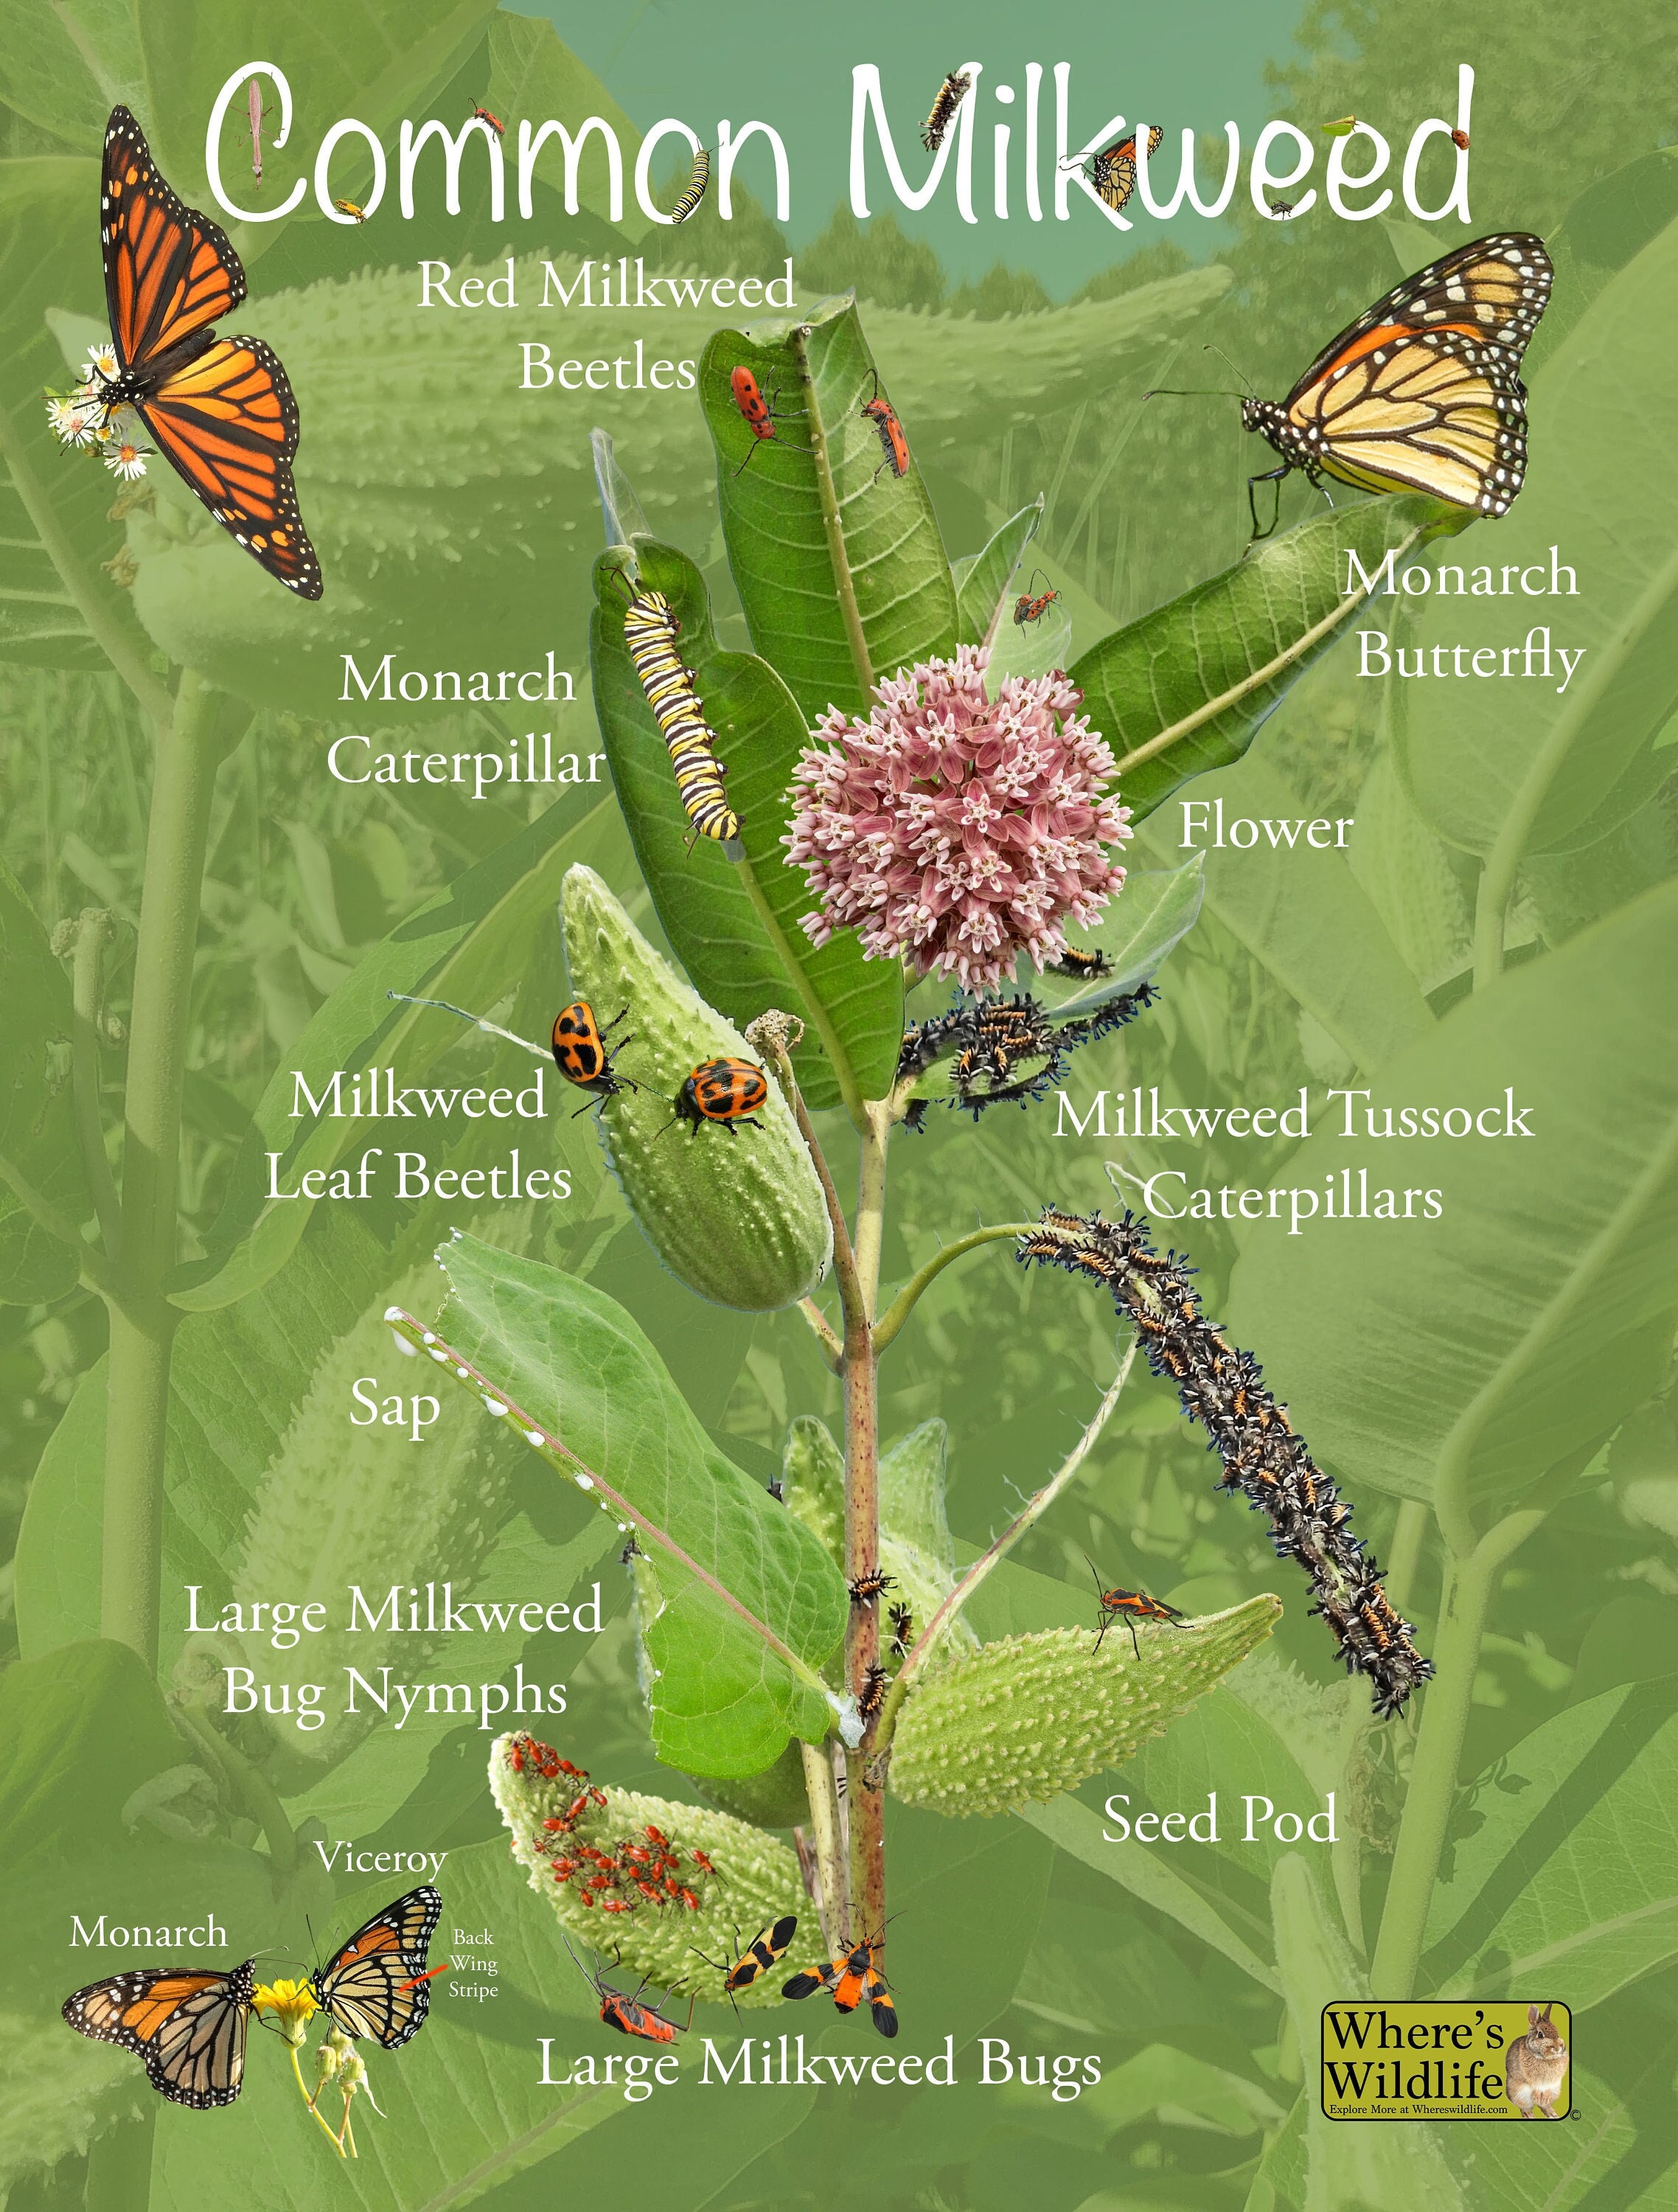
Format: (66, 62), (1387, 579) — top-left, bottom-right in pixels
(550, 1001), (639, 1115)
(661, 1057), (769, 1137)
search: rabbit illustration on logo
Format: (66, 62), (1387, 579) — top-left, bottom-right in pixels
(1505, 2003), (1569, 2117)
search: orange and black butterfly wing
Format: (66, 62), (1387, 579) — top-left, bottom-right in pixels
(1279, 233), (1552, 514)
(63, 1960), (255, 2107)
(312, 1886), (442, 2048)
(136, 336), (323, 599)
(101, 106), (245, 374)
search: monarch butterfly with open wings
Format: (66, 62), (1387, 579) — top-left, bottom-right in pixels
(94, 106), (322, 597)
(310, 1885), (445, 2047)
(1238, 232), (1552, 537)
(62, 1958), (257, 2107)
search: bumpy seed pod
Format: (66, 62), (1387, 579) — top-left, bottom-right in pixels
(561, 866), (832, 1310)
(237, 1262), (514, 1767)
(888, 1598), (1281, 1818)
(491, 1733), (807, 2000)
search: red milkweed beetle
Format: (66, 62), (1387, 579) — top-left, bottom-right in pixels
(550, 1001), (641, 1114)
(1084, 1554), (1188, 1660)
(563, 1938), (692, 2042)
(1012, 570), (1060, 625)
(655, 1057), (769, 1138)
(470, 104), (506, 137)
(860, 368), (910, 484)
(728, 365), (810, 476)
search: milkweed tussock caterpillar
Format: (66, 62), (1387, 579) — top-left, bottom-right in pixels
(1015, 1208), (1433, 1717)
(897, 984), (1157, 1126)
(490, 1735), (805, 2000)
(229, 1256), (518, 1763)
(921, 70), (972, 153)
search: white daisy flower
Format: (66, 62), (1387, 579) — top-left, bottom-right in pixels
(103, 442), (150, 482)
(46, 395), (95, 447)
(80, 345), (119, 383)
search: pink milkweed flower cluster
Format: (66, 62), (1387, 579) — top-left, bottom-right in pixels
(784, 645), (1132, 993)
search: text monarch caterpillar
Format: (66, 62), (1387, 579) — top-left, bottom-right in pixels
(668, 147), (711, 225)
(611, 572), (741, 847)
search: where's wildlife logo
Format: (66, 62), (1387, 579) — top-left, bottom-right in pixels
(1321, 2001), (1571, 2121)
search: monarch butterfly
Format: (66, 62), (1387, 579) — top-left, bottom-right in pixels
(1082, 125), (1163, 217)
(310, 1886), (445, 2047)
(668, 147), (711, 223)
(609, 571), (741, 846)
(63, 1958), (257, 2107)
(921, 71), (972, 153)
(1237, 233), (1552, 536)
(94, 107), (322, 597)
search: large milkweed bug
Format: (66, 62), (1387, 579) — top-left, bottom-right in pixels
(1084, 1554), (1188, 1660)
(563, 1938), (692, 2042)
(551, 1001), (641, 1114)
(691, 1915), (798, 2017)
(656, 1057), (769, 1138)
(470, 104), (506, 137)
(1012, 570), (1060, 625)
(860, 368), (910, 484)
(783, 1928), (898, 2039)
(728, 366), (811, 476)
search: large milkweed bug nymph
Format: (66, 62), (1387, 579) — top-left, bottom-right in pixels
(1084, 1553), (1187, 1660)
(656, 1057), (769, 1138)
(563, 1938), (692, 2043)
(727, 365), (812, 476)
(860, 368), (910, 484)
(1012, 570), (1060, 625)
(691, 1916), (798, 2017)
(550, 1001), (641, 1113)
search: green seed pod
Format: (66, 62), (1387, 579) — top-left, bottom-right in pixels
(236, 1261), (513, 1767)
(888, 1597), (1282, 1818)
(490, 1733), (809, 2002)
(561, 866), (832, 1310)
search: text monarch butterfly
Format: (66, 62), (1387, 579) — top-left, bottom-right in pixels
(310, 1885), (445, 2048)
(1238, 232), (1552, 535)
(307, 1893), (442, 2044)
(94, 106), (321, 597)
(668, 147), (711, 224)
(63, 1958), (257, 2107)
(608, 571), (741, 847)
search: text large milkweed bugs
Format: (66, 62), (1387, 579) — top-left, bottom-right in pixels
(691, 1915), (798, 2017)
(1084, 1554), (1187, 1660)
(563, 1938), (692, 2042)
(658, 1057), (769, 1138)
(728, 366), (811, 476)
(860, 368), (910, 484)
(1013, 569), (1060, 625)
(551, 1001), (641, 1113)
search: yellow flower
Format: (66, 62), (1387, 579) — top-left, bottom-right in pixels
(253, 1978), (318, 2044)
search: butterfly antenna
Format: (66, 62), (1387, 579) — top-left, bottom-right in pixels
(1143, 386), (1249, 402)
(1204, 344), (1258, 397)
(387, 991), (546, 1060)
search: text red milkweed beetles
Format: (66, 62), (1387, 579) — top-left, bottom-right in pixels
(470, 104), (505, 136)
(564, 1938), (692, 2042)
(860, 368), (910, 484)
(1012, 569), (1060, 625)
(657, 1057), (769, 1138)
(728, 366), (811, 476)
(1084, 1554), (1187, 1660)
(551, 1001), (641, 1115)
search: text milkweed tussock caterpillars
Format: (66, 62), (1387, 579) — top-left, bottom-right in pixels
(225, 1253), (520, 1762)
(1015, 1208), (1432, 1716)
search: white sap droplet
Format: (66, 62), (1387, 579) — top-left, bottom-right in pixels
(522, 1430), (545, 1447)
(422, 1332), (437, 1345)
(482, 1396), (509, 1416)
(383, 1306), (403, 1322)
(575, 1472), (594, 1490)
(390, 1329), (418, 1357)
(429, 1349), (450, 1364)
(456, 1365), (470, 1378)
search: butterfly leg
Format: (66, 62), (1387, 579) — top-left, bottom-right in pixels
(1246, 467), (1289, 543)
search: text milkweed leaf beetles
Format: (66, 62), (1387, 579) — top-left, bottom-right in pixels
(1085, 1554), (1187, 1660)
(658, 1057), (769, 1138)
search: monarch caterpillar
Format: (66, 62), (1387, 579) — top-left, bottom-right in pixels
(668, 147), (711, 224)
(610, 571), (741, 846)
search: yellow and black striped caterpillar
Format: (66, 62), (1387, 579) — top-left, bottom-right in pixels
(613, 574), (741, 846)
(668, 147), (711, 224)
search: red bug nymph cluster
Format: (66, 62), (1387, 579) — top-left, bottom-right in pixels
(502, 1738), (719, 1916)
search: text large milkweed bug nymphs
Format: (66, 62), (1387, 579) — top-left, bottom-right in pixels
(551, 1001), (641, 1113)
(860, 368), (910, 484)
(1084, 1554), (1187, 1660)
(1012, 570), (1060, 625)
(656, 1057), (769, 1138)
(728, 366), (812, 476)
(563, 1938), (692, 2042)
(691, 1915), (798, 2017)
